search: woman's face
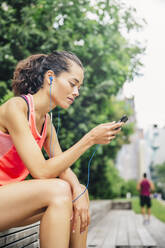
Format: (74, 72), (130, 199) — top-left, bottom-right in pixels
(51, 61), (84, 109)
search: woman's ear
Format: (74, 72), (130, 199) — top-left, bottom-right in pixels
(45, 70), (55, 85)
(49, 76), (53, 85)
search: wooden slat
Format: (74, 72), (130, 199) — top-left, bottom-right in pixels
(127, 210), (142, 246)
(22, 239), (39, 248)
(87, 211), (115, 247)
(135, 214), (156, 246)
(89, 200), (111, 231)
(1, 233), (38, 248)
(87, 216), (108, 246)
(144, 214), (165, 247)
(90, 211), (114, 247)
(0, 222), (40, 237)
(116, 211), (128, 246)
(0, 225), (39, 247)
(111, 201), (132, 210)
(102, 210), (119, 248)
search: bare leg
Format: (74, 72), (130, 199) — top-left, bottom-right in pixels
(12, 207), (46, 227)
(40, 196), (72, 248)
(14, 202), (88, 248)
(69, 217), (88, 248)
(141, 206), (146, 223)
(147, 207), (151, 221)
(0, 179), (73, 248)
(15, 199), (89, 248)
(69, 185), (90, 248)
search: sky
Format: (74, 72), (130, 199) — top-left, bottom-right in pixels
(122, 0), (165, 130)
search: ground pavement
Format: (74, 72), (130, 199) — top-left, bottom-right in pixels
(87, 200), (165, 248)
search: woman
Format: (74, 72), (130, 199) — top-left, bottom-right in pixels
(0, 51), (123, 248)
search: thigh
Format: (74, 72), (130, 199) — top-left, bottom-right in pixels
(0, 178), (71, 231)
(13, 207), (46, 228)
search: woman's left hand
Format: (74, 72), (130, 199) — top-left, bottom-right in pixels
(71, 186), (90, 234)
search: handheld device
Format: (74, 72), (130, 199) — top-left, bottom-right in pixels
(119, 115), (128, 123)
(115, 115), (128, 130)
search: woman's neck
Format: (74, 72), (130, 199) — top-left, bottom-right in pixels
(32, 90), (55, 119)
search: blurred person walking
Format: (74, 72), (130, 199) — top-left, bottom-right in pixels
(137, 173), (155, 224)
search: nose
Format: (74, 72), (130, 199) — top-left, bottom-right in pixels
(73, 86), (79, 97)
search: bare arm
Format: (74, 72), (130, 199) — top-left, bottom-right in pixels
(43, 117), (82, 192)
(149, 180), (155, 192)
(5, 98), (122, 179)
(5, 99), (93, 179)
(136, 181), (141, 191)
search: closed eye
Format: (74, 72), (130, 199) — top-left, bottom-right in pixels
(69, 81), (83, 92)
(69, 82), (76, 87)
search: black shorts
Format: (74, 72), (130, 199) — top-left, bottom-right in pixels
(140, 195), (151, 208)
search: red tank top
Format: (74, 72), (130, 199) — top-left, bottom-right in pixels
(140, 179), (151, 196)
(0, 94), (48, 186)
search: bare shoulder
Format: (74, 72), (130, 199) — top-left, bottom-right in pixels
(2, 96), (27, 116)
(0, 96), (28, 132)
(0, 97), (46, 179)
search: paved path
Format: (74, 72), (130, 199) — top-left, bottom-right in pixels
(87, 208), (165, 247)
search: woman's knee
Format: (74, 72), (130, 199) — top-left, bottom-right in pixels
(44, 179), (72, 206)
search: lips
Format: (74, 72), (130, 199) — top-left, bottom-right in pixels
(67, 97), (74, 103)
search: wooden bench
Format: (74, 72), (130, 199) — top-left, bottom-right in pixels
(111, 200), (132, 210)
(0, 222), (40, 248)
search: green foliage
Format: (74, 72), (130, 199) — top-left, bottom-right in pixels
(0, 0), (144, 198)
(115, 178), (138, 199)
(0, 89), (13, 104)
(88, 159), (124, 199)
(152, 162), (165, 199)
(154, 162), (165, 183)
(0, 81), (8, 98)
(127, 179), (139, 196)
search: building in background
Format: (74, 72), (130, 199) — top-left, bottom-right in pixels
(116, 127), (150, 181)
(116, 96), (144, 180)
(116, 96), (162, 181)
(145, 125), (165, 166)
(116, 86), (165, 181)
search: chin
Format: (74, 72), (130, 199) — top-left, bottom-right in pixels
(58, 102), (70, 109)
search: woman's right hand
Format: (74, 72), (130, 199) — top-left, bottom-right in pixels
(89, 121), (124, 145)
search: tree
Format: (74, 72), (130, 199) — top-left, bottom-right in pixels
(0, 0), (144, 198)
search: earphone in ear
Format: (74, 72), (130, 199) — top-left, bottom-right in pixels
(49, 76), (53, 85)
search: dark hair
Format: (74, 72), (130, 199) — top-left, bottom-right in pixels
(143, 173), (147, 178)
(12, 51), (83, 96)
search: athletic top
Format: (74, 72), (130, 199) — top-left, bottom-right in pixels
(140, 179), (151, 196)
(0, 93), (48, 186)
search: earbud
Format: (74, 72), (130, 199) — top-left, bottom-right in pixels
(49, 76), (53, 85)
